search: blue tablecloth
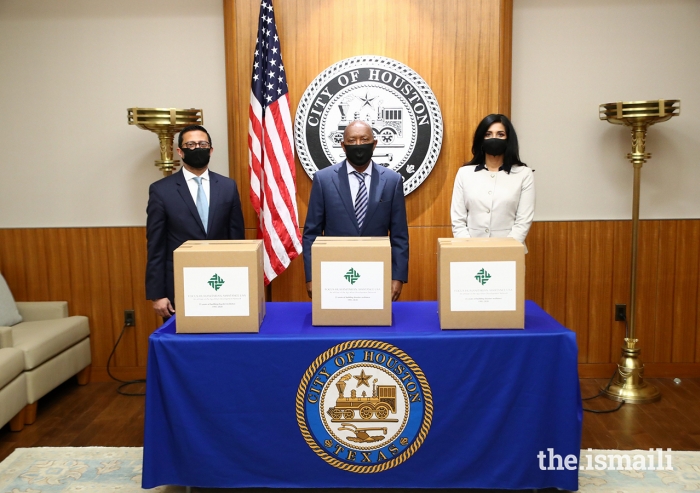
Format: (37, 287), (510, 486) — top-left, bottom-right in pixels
(143, 301), (581, 490)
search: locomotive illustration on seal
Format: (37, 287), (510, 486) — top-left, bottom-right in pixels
(327, 373), (397, 421)
(327, 103), (405, 147)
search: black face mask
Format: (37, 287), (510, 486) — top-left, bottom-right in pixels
(344, 143), (374, 167)
(181, 148), (211, 169)
(482, 138), (508, 156)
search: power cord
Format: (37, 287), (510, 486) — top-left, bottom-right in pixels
(582, 369), (616, 401)
(581, 318), (628, 413)
(106, 323), (146, 396)
(585, 401), (625, 413)
(582, 368), (625, 413)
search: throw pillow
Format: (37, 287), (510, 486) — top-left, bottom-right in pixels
(0, 272), (22, 327)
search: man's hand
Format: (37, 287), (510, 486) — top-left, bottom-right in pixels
(153, 298), (175, 318)
(306, 281), (313, 299)
(391, 280), (403, 301)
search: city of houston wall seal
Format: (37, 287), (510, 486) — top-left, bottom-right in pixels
(294, 56), (443, 195)
(297, 340), (433, 472)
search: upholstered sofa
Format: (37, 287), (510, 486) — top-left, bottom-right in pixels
(0, 346), (26, 431)
(0, 274), (91, 431)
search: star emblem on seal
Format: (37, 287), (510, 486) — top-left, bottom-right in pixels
(353, 369), (373, 387)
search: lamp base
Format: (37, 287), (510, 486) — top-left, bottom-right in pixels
(156, 159), (179, 176)
(600, 338), (660, 404)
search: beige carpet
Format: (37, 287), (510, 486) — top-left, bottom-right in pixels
(2, 446), (700, 492)
(0, 447), (181, 492)
(577, 449), (700, 492)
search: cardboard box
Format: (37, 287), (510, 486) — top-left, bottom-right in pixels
(312, 237), (392, 326)
(438, 237), (525, 329)
(174, 240), (265, 333)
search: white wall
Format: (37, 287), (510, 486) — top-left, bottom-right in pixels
(512, 0), (700, 220)
(0, 0), (228, 227)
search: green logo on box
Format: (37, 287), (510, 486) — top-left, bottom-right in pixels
(474, 268), (491, 285)
(208, 273), (225, 291)
(344, 268), (361, 285)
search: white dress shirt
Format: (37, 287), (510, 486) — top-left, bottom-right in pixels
(450, 164), (535, 250)
(347, 162), (373, 207)
(182, 167), (210, 206)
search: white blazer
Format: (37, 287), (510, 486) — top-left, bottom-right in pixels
(450, 164), (535, 250)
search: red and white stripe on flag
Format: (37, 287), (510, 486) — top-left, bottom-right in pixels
(248, 0), (302, 285)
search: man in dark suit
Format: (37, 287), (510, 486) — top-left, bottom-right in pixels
(146, 125), (245, 318)
(303, 120), (409, 301)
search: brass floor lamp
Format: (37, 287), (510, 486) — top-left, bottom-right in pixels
(128, 108), (203, 176)
(599, 100), (680, 404)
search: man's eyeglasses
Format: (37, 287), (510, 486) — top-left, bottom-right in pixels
(182, 141), (211, 150)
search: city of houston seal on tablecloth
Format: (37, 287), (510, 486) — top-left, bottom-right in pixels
(294, 56), (443, 196)
(297, 340), (433, 472)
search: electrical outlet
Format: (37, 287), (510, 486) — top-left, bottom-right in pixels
(124, 309), (135, 327)
(615, 304), (626, 322)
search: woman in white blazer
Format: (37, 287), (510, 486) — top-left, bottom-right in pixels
(450, 114), (535, 250)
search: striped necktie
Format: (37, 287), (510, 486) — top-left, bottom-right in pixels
(193, 176), (209, 233)
(352, 171), (368, 229)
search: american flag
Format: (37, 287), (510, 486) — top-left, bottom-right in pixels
(248, 0), (302, 285)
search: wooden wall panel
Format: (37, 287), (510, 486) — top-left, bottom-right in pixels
(106, 228), (136, 368)
(85, 229), (113, 369)
(225, 0), (513, 300)
(23, 229), (50, 301)
(565, 222), (590, 363)
(1, 220), (700, 379)
(524, 222), (545, 306)
(672, 221), (700, 362)
(6, 230), (27, 300)
(696, 252), (700, 363)
(586, 221), (614, 363)
(635, 220), (660, 365)
(654, 221), (677, 363)
(46, 229), (71, 302)
(401, 227), (453, 302)
(498, 0), (513, 115)
(542, 222), (568, 324)
(0, 227), (160, 382)
(127, 227), (157, 368)
(66, 229), (90, 319)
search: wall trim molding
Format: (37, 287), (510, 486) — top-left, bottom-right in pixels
(579, 363), (700, 379)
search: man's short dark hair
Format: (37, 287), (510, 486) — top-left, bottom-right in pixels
(178, 125), (212, 149)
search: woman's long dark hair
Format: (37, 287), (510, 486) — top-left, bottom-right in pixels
(464, 114), (527, 171)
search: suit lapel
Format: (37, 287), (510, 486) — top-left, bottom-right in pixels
(207, 171), (218, 239)
(332, 161), (361, 233)
(361, 161), (387, 234)
(175, 169), (206, 235)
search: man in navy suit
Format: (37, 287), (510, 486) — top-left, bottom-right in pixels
(303, 120), (409, 301)
(146, 125), (245, 318)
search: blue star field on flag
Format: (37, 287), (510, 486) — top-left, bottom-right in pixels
(251, 1), (288, 109)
